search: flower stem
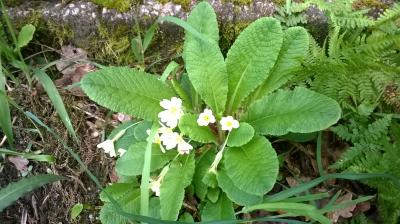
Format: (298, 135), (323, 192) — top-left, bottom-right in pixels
(140, 122), (159, 220)
(210, 132), (230, 173)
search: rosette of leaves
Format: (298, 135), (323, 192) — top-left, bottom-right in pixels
(81, 2), (341, 222)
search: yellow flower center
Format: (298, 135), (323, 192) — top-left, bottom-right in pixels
(204, 115), (210, 121)
(226, 121), (233, 127)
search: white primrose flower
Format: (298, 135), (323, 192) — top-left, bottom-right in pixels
(220, 116), (240, 131)
(177, 140), (193, 155)
(97, 129), (127, 157)
(118, 148), (127, 156)
(160, 132), (181, 150)
(147, 127), (173, 153)
(97, 140), (117, 157)
(197, 109), (216, 126)
(150, 179), (161, 196)
(158, 97), (184, 128)
(160, 132), (193, 154)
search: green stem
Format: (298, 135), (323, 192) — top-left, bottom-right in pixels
(316, 131), (324, 176)
(140, 122), (158, 220)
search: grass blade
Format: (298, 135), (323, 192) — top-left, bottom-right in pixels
(0, 174), (63, 212)
(33, 69), (78, 143)
(143, 23), (157, 52)
(0, 148), (55, 163)
(0, 58), (14, 146)
(265, 173), (400, 202)
(158, 16), (211, 44)
(242, 202), (331, 224)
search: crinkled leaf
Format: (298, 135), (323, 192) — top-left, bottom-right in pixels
(160, 153), (195, 220)
(16, 24), (35, 49)
(179, 113), (217, 143)
(116, 142), (175, 176)
(100, 187), (141, 224)
(217, 165), (263, 206)
(227, 122), (254, 147)
(81, 67), (176, 121)
(201, 193), (236, 222)
(224, 136), (279, 195)
(194, 149), (216, 200)
(243, 87), (342, 136)
(255, 27), (309, 98)
(226, 17), (283, 112)
(183, 2), (228, 115)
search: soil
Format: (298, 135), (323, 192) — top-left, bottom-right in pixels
(0, 83), (114, 223)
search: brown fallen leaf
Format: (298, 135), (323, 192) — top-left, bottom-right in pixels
(8, 156), (29, 172)
(327, 192), (356, 223)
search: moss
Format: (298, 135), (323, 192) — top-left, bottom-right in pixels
(46, 21), (75, 46)
(157, 0), (191, 11)
(219, 21), (250, 54)
(353, 0), (388, 10)
(90, 23), (135, 65)
(91, 0), (141, 12)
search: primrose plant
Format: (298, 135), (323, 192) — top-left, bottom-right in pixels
(81, 2), (341, 223)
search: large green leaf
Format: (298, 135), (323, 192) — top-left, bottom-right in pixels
(194, 149), (216, 200)
(224, 136), (279, 196)
(201, 193), (236, 222)
(81, 67), (176, 121)
(16, 24), (35, 49)
(116, 142), (176, 176)
(178, 113), (217, 143)
(108, 121), (139, 151)
(255, 27), (309, 99)
(160, 153), (195, 220)
(100, 186), (141, 224)
(0, 174), (63, 211)
(243, 87), (342, 136)
(217, 164), (263, 206)
(227, 122), (254, 147)
(183, 2), (228, 115)
(226, 17), (283, 113)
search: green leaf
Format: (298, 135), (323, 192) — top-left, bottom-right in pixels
(160, 153), (195, 220)
(34, 69), (78, 143)
(100, 188), (141, 224)
(0, 64), (12, 146)
(255, 27), (309, 98)
(70, 203), (84, 220)
(143, 23), (157, 52)
(108, 121), (139, 150)
(243, 87), (342, 136)
(227, 122), (254, 147)
(206, 187), (220, 203)
(226, 17), (283, 113)
(0, 91), (13, 146)
(194, 149), (215, 200)
(16, 24), (35, 49)
(178, 113), (217, 143)
(224, 136), (279, 195)
(179, 212), (195, 222)
(183, 2), (228, 115)
(201, 193), (236, 222)
(133, 121), (152, 141)
(116, 142), (175, 176)
(217, 165), (263, 206)
(100, 183), (139, 202)
(0, 174), (63, 212)
(81, 67), (176, 121)
(242, 202), (331, 224)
